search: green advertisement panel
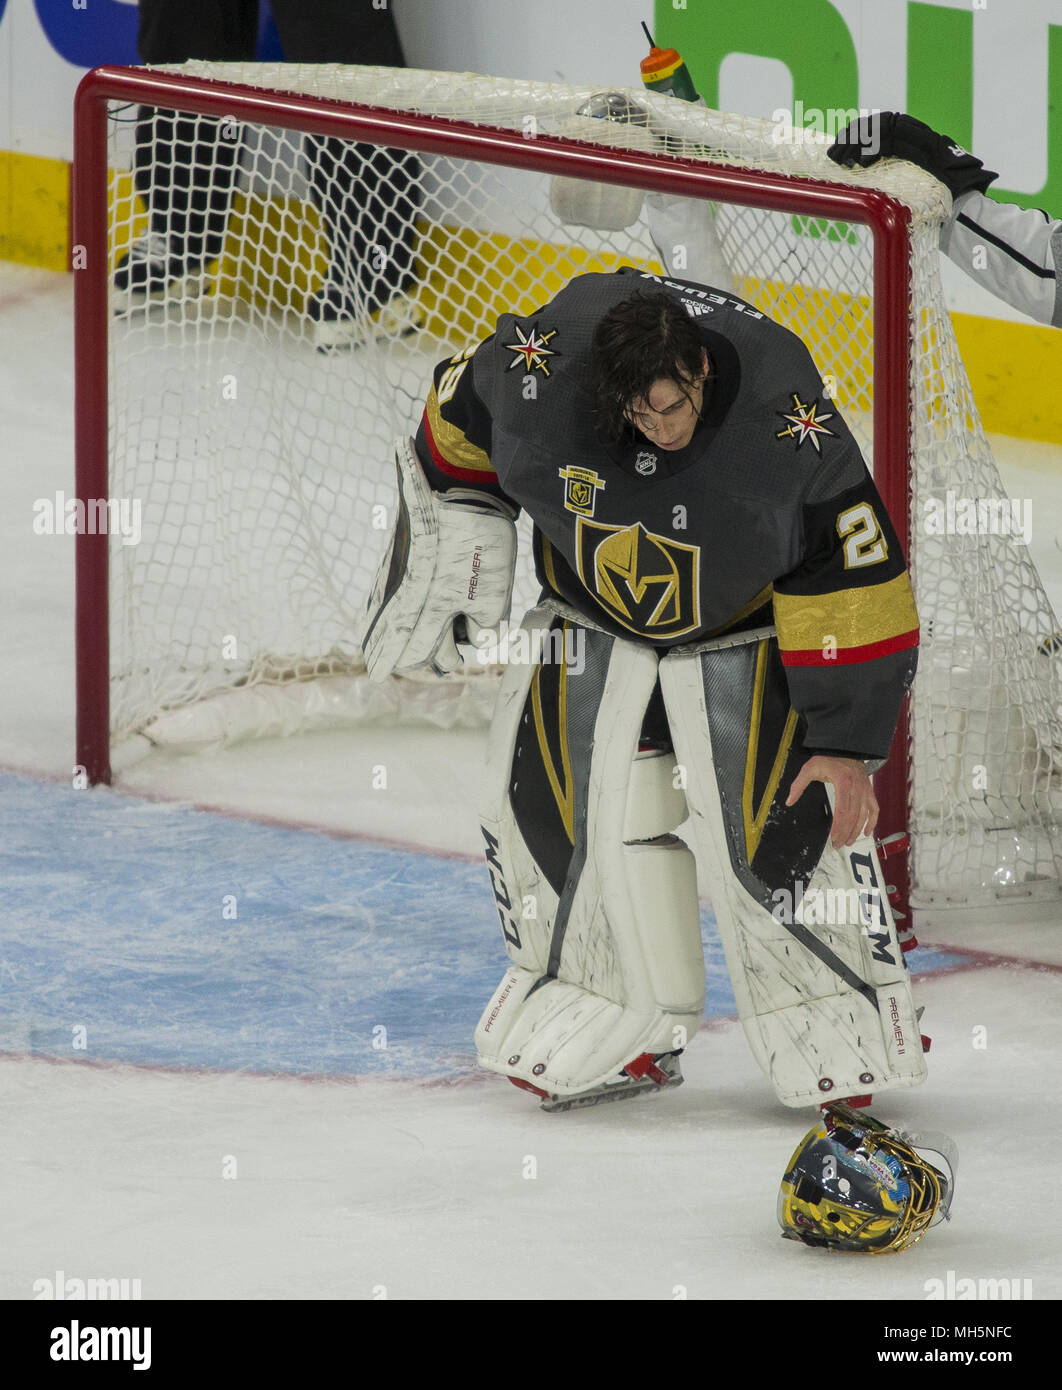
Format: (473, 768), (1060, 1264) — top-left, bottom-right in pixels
(656, 0), (1061, 214)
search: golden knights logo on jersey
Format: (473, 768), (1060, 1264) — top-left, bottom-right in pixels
(575, 518), (701, 638)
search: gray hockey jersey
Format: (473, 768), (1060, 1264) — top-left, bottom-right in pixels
(414, 268), (918, 760)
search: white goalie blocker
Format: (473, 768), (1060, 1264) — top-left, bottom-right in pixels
(362, 438), (517, 679)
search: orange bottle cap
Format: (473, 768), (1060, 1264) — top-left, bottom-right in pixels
(640, 46), (683, 80)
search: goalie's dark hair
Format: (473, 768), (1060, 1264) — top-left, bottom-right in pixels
(591, 291), (708, 440)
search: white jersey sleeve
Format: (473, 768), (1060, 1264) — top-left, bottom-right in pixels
(940, 189), (1062, 327)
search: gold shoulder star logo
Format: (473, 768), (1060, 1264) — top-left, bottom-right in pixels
(505, 323), (559, 375)
(776, 393), (836, 453)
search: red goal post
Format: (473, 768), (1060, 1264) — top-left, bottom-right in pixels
(72, 63), (1062, 927)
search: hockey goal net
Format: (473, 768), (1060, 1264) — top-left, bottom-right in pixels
(74, 62), (1062, 925)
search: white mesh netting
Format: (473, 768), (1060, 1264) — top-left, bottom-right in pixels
(99, 63), (1062, 917)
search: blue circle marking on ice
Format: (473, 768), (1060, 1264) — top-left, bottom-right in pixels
(0, 772), (969, 1079)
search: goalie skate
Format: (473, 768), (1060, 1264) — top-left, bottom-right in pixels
(510, 1050), (684, 1113)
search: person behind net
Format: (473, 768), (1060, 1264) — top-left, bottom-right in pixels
(828, 111), (1062, 328)
(114, 0), (421, 348)
(362, 266), (933, 1167)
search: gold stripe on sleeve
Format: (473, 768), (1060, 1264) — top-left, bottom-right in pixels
(425, 385), (495, 474)
(773, 572), (918, 653)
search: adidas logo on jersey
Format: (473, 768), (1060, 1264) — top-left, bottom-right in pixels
(681, 298), (713, 317)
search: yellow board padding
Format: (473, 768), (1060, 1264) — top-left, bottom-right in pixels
(951, 311), (1062, 444)
(414, 224), (643, 341)
(108, 168), (148, 274)
(109, 181), (642, 327)
(107, 181), (329, 304)
(735, 278), (1062, 445)
(737, 276), (875, 417)
(8, 156), (1062, 443)
(0, 150), (69, 271)
(214, 193), (645, 326)
(214, 192), (329, 309)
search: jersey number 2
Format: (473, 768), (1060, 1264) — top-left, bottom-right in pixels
(836, 502), (888, 569)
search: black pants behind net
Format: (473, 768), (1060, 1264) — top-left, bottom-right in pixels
(130, 0), (420, 308)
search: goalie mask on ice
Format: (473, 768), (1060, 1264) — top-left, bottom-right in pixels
(778, 1102), (956, 1254)
(362, 438), (517, 678)
(476, 612), (927, 1109)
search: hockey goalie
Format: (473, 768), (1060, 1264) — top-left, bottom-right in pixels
(363, 264), (931, 1168)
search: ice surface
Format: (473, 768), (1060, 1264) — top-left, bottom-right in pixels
(2, 263), (1061, 1301)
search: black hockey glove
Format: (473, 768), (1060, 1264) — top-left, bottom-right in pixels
(827, 112), (998, 198)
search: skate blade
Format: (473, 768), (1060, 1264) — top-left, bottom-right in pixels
(540, 1071), (683, 1113)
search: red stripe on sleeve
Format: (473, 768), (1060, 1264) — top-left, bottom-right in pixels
(781, 628), (920, 667)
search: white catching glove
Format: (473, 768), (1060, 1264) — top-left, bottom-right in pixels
(362, 438), (518, 680)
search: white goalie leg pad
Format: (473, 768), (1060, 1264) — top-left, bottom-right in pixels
(659, 632), (926, 1109)
(362, 437), (516, 679)
(475, 603), (704, 1095)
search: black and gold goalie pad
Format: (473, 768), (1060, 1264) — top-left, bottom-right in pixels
(659, 628), (927, 1108)
(474, 605), (925, 1106)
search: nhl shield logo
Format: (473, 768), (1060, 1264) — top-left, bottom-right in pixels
(575, 518), (700, 638)
(559, 465), (605, 517)
(635, 451), (657, 476)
